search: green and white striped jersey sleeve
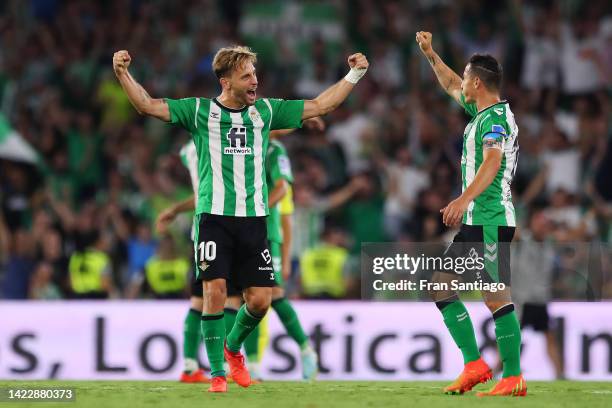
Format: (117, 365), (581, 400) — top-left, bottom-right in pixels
(263, 98), (304, 130)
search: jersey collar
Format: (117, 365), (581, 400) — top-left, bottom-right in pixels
(477, 100), (507, 115)
(213, 98), (248, 113)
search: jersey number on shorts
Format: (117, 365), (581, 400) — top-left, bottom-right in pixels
(198, 241), (217, 262)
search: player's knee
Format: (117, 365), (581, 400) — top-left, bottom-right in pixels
(203, 279), (227, 309)
(484, 299), (511, 314)
(244, 289), (271, 315)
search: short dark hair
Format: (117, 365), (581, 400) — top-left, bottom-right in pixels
(468, 54), (502, 91)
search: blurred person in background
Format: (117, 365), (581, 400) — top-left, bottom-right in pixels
(383, 146), (430, 239)
(1, 229), (36, 299)
(34, 227), (69, 297)
(126, 234), (189, 300)
(300, 224), (355, 299)
(107, 206), (158, 295)
(511, 209), (564, 379)
(29, 262), (62, 300)
(68, 230), (115, 299)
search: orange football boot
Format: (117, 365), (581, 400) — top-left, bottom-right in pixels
(444, 357), (493, 395)
(477, 374), (527, 397)
(223, 343), (251, 387)
(207, 376), (228, 393)
(180, 369), (210, 383)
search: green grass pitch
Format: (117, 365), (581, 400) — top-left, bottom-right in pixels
(1, 381), (611, 408)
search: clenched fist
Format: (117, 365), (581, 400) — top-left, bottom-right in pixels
(113, 50), (131, 76)
(416, 31), (433, 56)
(348, 53), (369, 70)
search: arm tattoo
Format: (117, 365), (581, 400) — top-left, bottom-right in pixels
(427, 55), (436, 66)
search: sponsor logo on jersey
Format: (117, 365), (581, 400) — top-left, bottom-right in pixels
(225, 126), (252, 155)
(224, 147), (252, 154)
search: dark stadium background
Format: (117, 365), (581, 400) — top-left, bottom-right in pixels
(1, 0), (611, 383)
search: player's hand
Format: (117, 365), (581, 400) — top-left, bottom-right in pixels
(303, 117), (326, 132)
(416, 31), (433, 56)
(113, 50), (132, 76)
(440, 196), (469, 227)
(348, 53), (369, 70)
(155, 208), (177, 235)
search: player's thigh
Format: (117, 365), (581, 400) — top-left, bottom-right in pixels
(482, 225), (515, 286)
(428, 224), (479, 301)
(194, 213), (233, 282)
(234, 217), (276, 290)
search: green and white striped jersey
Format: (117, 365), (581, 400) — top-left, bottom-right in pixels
(266, 139), (293, 243)
(459, 94), (519, 227)
(167, 97), (304, 217)
(179, 141), (199, 207)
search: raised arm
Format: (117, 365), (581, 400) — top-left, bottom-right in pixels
(113, 50), (170, 121)
(302, 53), (369, 119)
(415, 32), (463, 104)
(155, 195), (195, 234)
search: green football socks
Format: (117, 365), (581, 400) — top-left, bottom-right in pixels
(243, 324), (261, 362)
(272, 297), (309, 349)
(437, 300), (481, 364)
(183, 308), (201, 373)
(226, 304), (264, 353)
(201, 312), (226, 378)
(494, 304), (522, 377)
(223, 307), (238, 335)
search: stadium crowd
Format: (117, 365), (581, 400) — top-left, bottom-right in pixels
(0, 0), (611, 300)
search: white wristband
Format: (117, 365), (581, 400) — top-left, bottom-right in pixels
(344, 67), (367, 84)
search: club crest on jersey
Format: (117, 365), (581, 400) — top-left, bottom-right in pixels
(224, 126), (252, 155)
(249, 108), (261, 123)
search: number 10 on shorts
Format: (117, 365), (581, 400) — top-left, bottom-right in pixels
(198, 241), (217, 262)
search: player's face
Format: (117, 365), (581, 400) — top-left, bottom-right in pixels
(227, 61), (258, 106)
(461, 64), (477, 104)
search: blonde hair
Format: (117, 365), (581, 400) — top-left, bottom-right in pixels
(212, 45), (257, 79)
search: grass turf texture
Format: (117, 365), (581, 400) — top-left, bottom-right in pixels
(1, 381), (611, 408)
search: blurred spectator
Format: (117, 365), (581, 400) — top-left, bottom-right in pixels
(126, 234), (189, 299)
(511, 209), (564, 379)
(68, 231), (114, 299)
(1, 229), (36, 299)
(30, 262), (62, 300)
(383, 147), (430, 239)
(300, 224), (355, 299)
